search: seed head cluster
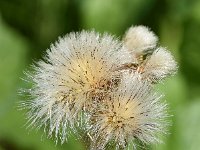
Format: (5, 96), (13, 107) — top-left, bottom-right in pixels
(22, 26), (177, 149)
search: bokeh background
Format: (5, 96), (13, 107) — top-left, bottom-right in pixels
(0, 0), (200, 150)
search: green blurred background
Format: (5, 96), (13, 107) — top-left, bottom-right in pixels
(0, 0), (200, 150)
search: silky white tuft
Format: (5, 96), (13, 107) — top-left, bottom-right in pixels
(21, 26), (177, 149)
(24, 31), (132, 143)
(88, 73), (168, 150)
(141, 47), (178, 83)
(123, 25), (158, 56)
(121, 26), (177, 83)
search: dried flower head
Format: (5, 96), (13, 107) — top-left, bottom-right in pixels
(21, 25), (177, 149)
(121, 26), (177, 83)
(23, 31), (132, 143)
(140, 47), (178, 83)
(123, 25), (158, 58)
(88, 73), (168, 150)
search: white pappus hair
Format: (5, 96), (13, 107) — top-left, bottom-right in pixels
(88, 73), (169, 150)
(123, 25), (158, 55)
(20, 25), (178, 149)
(23, 31), (132, 143)
(141, 47), (178, 83)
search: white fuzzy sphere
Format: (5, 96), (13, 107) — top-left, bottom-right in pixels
(124, 25), (158, 53)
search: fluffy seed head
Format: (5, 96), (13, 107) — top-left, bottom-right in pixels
(21, 26), (176, 148)
(88, 73), (168, 149)
(121, 26), (177, 83)
(24, 31), (132, 143)
(123, 25), (158, 56)
(140, 47), (178, 83)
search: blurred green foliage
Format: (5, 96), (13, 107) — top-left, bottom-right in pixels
(0, 0), (200, 150)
